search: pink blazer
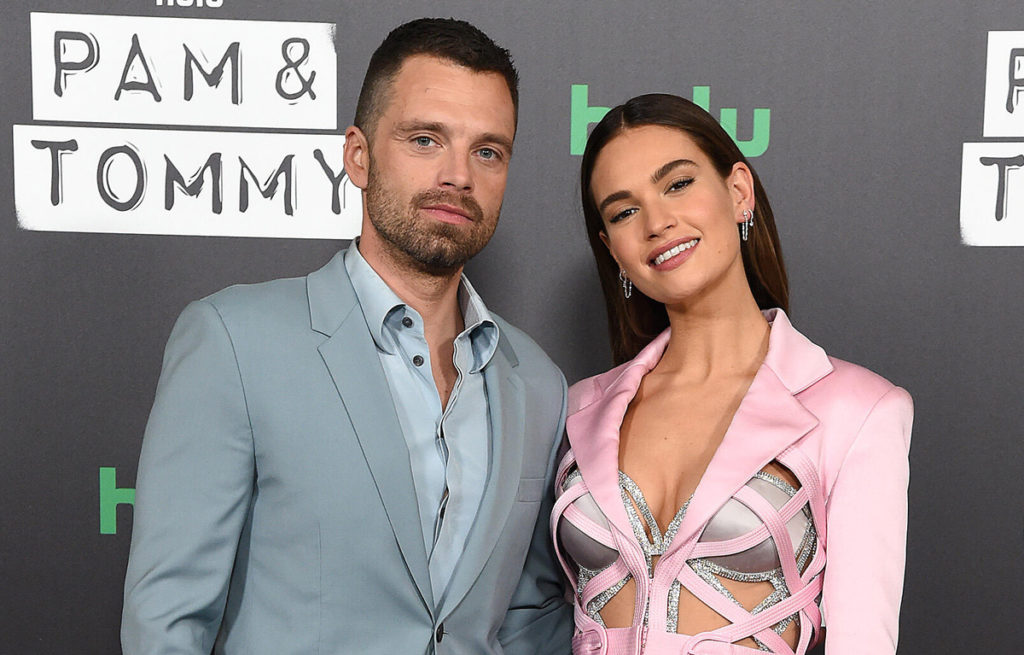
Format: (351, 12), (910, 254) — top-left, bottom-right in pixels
(551, 309), (913, 654)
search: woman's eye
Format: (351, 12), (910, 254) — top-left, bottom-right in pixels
(610, 208), (637, 224)
(668, 177), (694, 192)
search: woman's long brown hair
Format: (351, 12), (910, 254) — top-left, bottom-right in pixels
(580, 93), (789, 365)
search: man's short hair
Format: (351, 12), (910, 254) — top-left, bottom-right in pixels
(353, 18), (519, 140)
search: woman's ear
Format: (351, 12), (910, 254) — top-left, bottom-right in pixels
(727, 161), (756, 219)
(599, 230), (622, 269)
(343, 125), (370, 190)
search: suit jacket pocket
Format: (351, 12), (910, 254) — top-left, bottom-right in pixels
(516, 477), (546, 502)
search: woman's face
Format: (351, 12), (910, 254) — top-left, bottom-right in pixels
(591, 125), (754, 307)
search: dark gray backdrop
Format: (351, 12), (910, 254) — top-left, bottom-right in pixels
(2, 1), (1019, 652)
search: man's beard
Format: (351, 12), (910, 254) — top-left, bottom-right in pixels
(365, 166), (499, 276)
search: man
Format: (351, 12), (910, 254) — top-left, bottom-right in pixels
(121, 18), (571, 655)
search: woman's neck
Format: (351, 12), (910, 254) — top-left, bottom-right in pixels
(657, 288), (770, 382)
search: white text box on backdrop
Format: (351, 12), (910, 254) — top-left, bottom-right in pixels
(984, 31), (1024, 137)
(13, 124), (360, 239)
(960, 141), (1024, 245)
(31, 12), (336, 130)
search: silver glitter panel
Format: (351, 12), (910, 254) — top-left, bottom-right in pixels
(577, 564), (601, 598)
(563, 468), (583, 490)
(586, 573), (632, 626)
(667, 580), (681, 633)
(618, 470), (692, 576)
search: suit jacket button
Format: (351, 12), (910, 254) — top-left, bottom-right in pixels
(435, 623), (445, 643)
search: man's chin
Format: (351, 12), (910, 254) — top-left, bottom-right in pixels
(371, 214), (493, 274)
(407, 245), (474, 273)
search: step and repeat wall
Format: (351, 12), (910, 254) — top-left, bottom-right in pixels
(2, 1), (1020, 651)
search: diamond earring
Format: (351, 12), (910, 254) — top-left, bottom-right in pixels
(618, 269), (632, 299)
(741, 209), (754, 241)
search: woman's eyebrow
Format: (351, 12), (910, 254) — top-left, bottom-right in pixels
(598, 190), (632, 214)
(651, 158), (697, 184)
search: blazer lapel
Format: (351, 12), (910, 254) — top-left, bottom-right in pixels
(307, 250), (433, 611)
(667, 309), (833, 551)
(565, 309), (834, 557)
(438, 340), (524, 620)
(666, 363), (819, 550)
(567, 362), (649, 543)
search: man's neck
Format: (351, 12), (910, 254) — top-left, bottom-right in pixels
(356, 234), (465, 345)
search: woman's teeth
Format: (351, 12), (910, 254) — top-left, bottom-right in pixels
(653, 239), (698, 266)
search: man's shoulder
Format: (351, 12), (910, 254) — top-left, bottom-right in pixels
(197, 274), (309, 324)
(195, 249), (347, 320)
(175, 257), (342, 347)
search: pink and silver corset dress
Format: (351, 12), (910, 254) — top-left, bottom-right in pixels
(551, 444), (827, 655)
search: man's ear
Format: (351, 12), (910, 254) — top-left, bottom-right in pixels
(343, 125), (370, 190)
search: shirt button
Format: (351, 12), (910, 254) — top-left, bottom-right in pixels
(412, 354), (424, 366)
(435, 623), (444, 643)
(402, 316), (413, 328)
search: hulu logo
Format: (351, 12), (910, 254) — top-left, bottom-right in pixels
(99, 466), (135, 535)
(570, 84), (771, 157)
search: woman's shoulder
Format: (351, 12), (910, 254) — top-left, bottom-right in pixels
(808, 355), (912, 414)
(567, 329), (671, 414)
(769, 309), (912, 414)
(567, 362), (629, 414)
(799, 355), (913, 473)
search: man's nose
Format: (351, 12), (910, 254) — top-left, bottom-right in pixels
(438, 149), (473, 191)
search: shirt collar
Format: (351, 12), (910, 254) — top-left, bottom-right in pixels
(344, 242), (406, 354)
(456, 275), (499, 373)
(344, 243), (499, 372)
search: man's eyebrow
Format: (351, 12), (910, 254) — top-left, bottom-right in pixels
(479, 132), (514, 156)
(598, 190), (632, 214)
(651, 158), (697, 184)
(394, 120), (447, 136)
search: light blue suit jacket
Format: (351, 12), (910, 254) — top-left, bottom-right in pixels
(121, 248), (572, 654)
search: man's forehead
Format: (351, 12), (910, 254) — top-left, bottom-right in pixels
(382, 55), (515, 132)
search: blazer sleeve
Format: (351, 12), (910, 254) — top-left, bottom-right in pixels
(497, 372), (574, 654)
(821, 386), (913, 654)
(121, 300), (256, 655)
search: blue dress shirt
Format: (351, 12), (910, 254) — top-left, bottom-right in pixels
(344, 244), (498, 606)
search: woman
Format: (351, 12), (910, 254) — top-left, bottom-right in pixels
(551, 94), (912, 654)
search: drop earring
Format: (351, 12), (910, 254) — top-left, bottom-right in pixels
(741, 209), (754, 241)
(619, 269), (632, 299)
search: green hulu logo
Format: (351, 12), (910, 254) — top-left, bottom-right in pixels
(569, 84), (771, 157)
(99, 466), (135, 535)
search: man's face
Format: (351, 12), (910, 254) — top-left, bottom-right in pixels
(360, 55), (516, 274)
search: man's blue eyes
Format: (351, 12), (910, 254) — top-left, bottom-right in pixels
(411, 138), (498, 160)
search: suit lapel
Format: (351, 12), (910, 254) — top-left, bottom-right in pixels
(308, 250), (433, 611)
(438, 342), (524, 620)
